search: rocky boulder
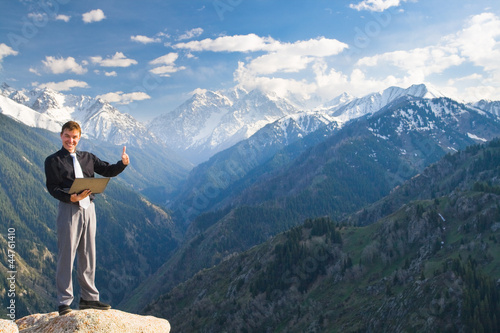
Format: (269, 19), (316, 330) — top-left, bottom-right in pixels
(0, 319), (18, 333)
(12, 309), (170, 332)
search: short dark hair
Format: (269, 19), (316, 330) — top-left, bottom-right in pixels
(61, 121), (81, 135)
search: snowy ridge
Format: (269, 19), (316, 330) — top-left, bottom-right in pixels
(365, 97), (500, 148)
(329, 84), (446, 123)
(146, 83), (481, 164)
(0, 94), (61, 132)
(0, 84), (155, 147)
(472, 100), (500, 117)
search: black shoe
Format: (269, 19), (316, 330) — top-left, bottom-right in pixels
(79, 299), (111, 310)
(58, 305), (72, 315)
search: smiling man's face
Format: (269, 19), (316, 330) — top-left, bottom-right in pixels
(60, 128), (81, 153)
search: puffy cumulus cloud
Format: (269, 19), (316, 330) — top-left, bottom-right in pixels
(0, 43), (18, 61)
(450, 12), (500, 74)
(97, 91), (151, 104)
(350, 0), (407, 12)
(316, 66), (403, 104)
(149, 53), (179, 66)
(178, 28), (204, 41)
(246, 53), (314, 75)
(37, 79), (89, 91)
(175, 34), (347, 76)
(245, 37), (348, 75)
(131, 35), (161, 44)
(91, 52), (138, 67)
(149, 52), (186, 77)
(42, 56), (87, 74)
(55, 14), (71, 22)
(82, 9), (106, 23)
(211, 35), (346, 100)
(234, 61), (317, 100)
(354, 12), (500, 101)
(176, 34), (348, 102)
(450, 12), (500, 101)
(277, 37), (349, 57)
(150, 65), (185, 77)
(464, 85), (500, 102)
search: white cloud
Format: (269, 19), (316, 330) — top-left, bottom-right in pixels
(233, 37), (348, 98)
(450, 12), (500, 74)
(356, 45), (464, 81)
(277, 37), (349, 57)
(56, 14), (71, 22)
(37, 79), (89, 91)
(150, 65), (186, 77)
(350, 0), (408, 12)
(175, 34), (347, 76)
(104, 71), (117, 77)
(91, 52), (138, 67)
(42, 56), (87, 74)
(0, 43), (18, 61)
(149, 53), (179, 65)
(176, 34), (348, 101)
(82, 9), (106, 23)
(353, 12), (500, 101)
(178, 28), (204, 41)
(449, 73), (483, 84)
(464, 85), (500, 102)
(174, 33), (278, 52)
(175, 34), (347, 57)
(450, 12), (500, 101)
(235, 61), (316, 100)
(246, 37), (348, 75)
(97, 91), (151, 104)
(149, 53), (186, 77)
(131, 35), (161, 44)
(29, 67), (41, 76)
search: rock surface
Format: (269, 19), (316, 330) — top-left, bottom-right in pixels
(14, 309), (170, 332)
(0, 319), (18, 333)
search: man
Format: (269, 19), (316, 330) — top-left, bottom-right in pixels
(44, 121), (130, 315)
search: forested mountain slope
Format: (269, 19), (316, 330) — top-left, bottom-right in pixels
(144, 139), (500, 332)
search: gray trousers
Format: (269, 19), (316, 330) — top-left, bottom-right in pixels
(56, 201), (99, 306)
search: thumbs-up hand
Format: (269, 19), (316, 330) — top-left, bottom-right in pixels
(122, 146), (130, 165)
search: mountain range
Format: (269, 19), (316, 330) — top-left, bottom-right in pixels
(0, 82), (452, 166)
(1, 81), (499, 331)
(118, 89), (500, 315)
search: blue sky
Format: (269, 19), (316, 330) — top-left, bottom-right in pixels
(0, 0), (499, 121)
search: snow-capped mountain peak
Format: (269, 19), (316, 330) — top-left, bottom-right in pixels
(148, 88), (300, 164)
(328, 83), (446, 124)
(319, 92), (355, 110)
(0, 83), (155, 147)
(471, 100), (500, 117)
